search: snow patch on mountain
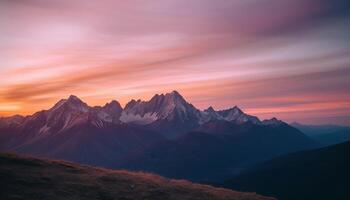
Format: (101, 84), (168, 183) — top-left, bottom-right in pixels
(0, 91), (287, 137)
(122, 91), (202, 125)
(120, 112), (158, 125)
(199, 106), (261, 125)
(262, 117), (285, 126)
(38, 124), (51, 135)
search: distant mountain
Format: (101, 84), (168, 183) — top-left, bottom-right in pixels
(121, 91), (203, 138)
(0, 153), (275, 200)
(118, 120), (317, 182)
(0, 95), (164, 167)
(120, 91), (263, 138)
(0, 91), (275, 140)
(291, 122), (350, 146)
(0, 91), (317, 181)
(216, 106), (261, 124)
(223, 140), (350, 200)
(0, 95), (124, 137)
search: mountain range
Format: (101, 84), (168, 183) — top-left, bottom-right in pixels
(0, 91), (318, 182)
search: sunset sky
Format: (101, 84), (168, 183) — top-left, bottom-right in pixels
(1, 0), (350, 125)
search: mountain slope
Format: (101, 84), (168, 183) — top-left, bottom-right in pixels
(216, 107), (260, 124)
(223, 140), (350, 200)
(0, 95), (124, 139)
(0, 96), (164, 167)
(118, 121), (317, 182)
(0, 153), (275, 200)
(11, 123), (164, 167)
(0, 91), (317, 181)
(121, 91), (203, 138)
(120, 91), (264, 138)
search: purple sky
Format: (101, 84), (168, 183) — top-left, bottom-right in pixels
(1, 0), (350, 125)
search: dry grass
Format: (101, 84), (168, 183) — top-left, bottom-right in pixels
(0, 153), (276, 200)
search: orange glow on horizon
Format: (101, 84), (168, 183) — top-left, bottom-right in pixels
(1, 0), (350, 125)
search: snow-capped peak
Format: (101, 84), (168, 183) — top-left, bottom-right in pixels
(96, 100), (123, 124)
(200, 106), (222, 123)
(217, 106), (243, 120)
(103, 100), (122, 112)
(0, 91), (291, 140)
(50, 95), (89, 113)
(167, 90), (184, 100)
(68, 94), (81, 101)
(204, 106), (216, 113)
(200, 106), (261, 124)
(120, 91), (200, 125)
(262, 117), (284, 126)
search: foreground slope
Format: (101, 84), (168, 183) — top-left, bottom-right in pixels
(223, 141), (350, 200)
(0, 153), (274, 200)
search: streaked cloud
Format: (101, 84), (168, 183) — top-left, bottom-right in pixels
(0, 0), (349, 125)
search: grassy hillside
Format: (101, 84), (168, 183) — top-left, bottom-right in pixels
(0, 153), (275, 200)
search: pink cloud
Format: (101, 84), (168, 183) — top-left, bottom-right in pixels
(0, 0), (349, 125)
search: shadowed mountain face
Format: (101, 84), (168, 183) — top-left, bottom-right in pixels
(0, 95), (164, 167)
(223, 140), (350, 200)
(118, 121), (317, 182)
(0, 153), (275, 200)
(0, 91), (317, 182)
(12, 123), (163, 167)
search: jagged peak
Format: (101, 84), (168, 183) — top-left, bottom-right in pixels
(165, 90), (184, 99)
(148, 90), (182, 99)
(218, 106), (243, 114)
(230, 105), (242, 111)
(152, 93), (165, 98)
(125, 91), (188, 109)
(50, 95), (89, 112)
(262, 117), (284, 125)
(170, 90), (181, 96)
(146, 91), (190, 109)
(124, 99), (138, 110)
(66, 95), (87, 105)
(266, 117), (280, 122)
(104, 100), (121, 108)
(0, 114), (25, 125)
(204, 106), (215, 112)
(68, 94), (80, 101)
(166, 91), (189, 105)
